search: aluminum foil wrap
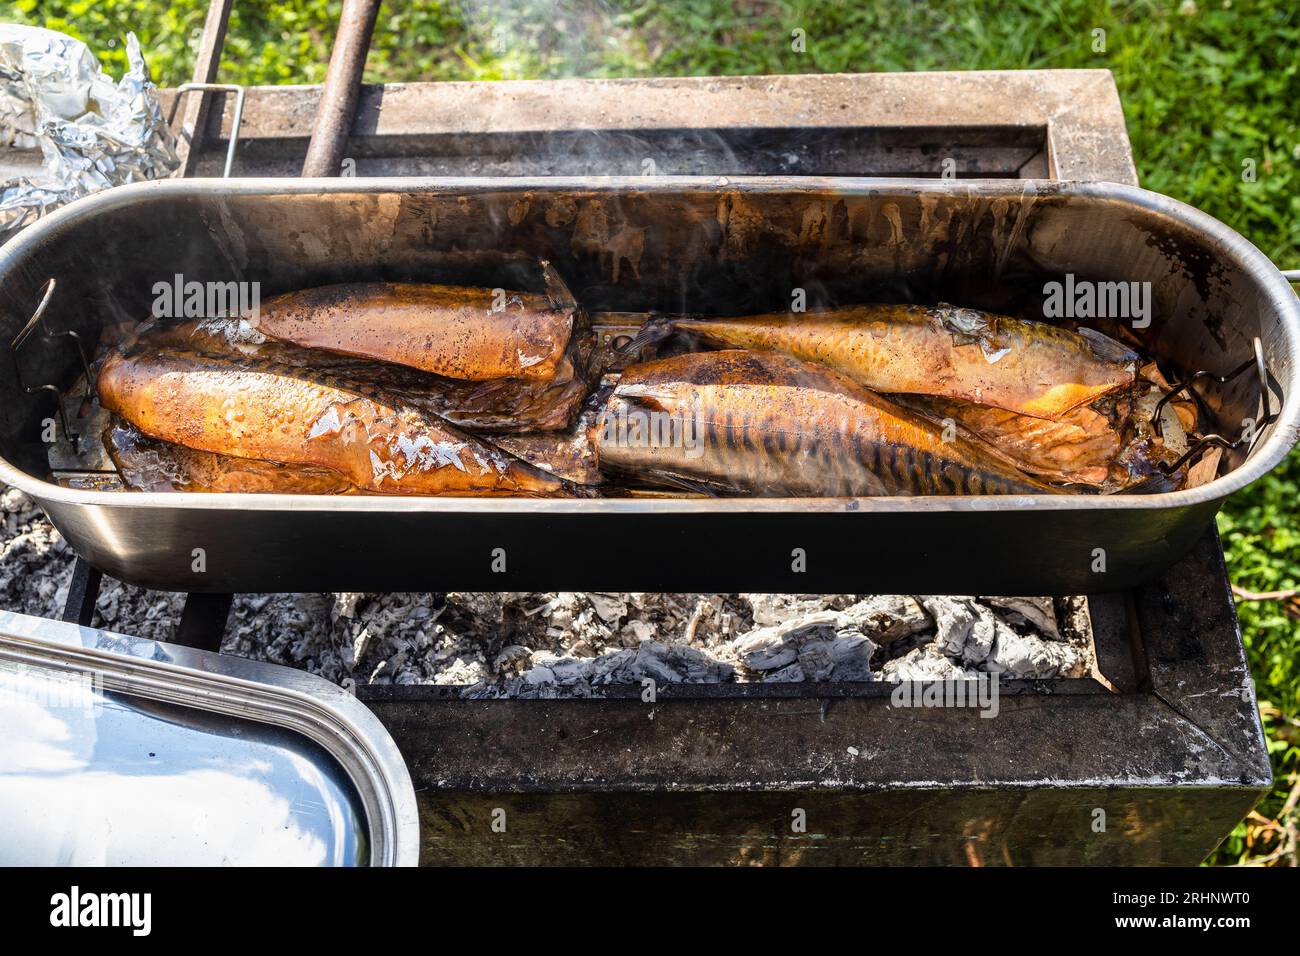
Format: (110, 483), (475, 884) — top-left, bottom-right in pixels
(0, 25), (178, 239)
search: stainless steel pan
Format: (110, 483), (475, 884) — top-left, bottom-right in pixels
(0, 177), (1295, 594)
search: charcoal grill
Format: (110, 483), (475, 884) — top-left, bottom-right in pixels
(1, 5), (1285, 863)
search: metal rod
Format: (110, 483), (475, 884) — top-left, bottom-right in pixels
(1153, 337), (1280, 475)
(168, 83), (247, 177)
(301, 0), (381, 177)
(174, 0), (234, 178)
(9, 277), (94, 452)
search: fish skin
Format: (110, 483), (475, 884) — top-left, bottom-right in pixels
(494, 388), (607, 487)
(98, 349), (577, 497)
(647, 304), (1135, 420)
(593, 350), (1056, 496)
(104, 417), (355, 494)
(247, 282), (573, 381)
(906, 396), (1120, 487)
(130, 317), (589, 432)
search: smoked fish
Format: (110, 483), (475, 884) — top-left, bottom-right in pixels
(906, 396), (1120, 487)
(593, 350), (1056, 496)
(98, 349), (580, 497)
(248, 281), (575, 381)
(629, 304), (1137, 420)
(131, 317), (590, 432)
(104, 417), (354, 494)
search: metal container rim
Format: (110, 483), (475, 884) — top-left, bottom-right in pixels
(1, 175), (1295, 516)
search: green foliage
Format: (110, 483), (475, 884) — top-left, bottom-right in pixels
(2, 0), (1297, 863)
(1215, 452), (1300, 866)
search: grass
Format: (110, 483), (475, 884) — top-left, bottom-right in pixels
(4, 0), (1298, 865)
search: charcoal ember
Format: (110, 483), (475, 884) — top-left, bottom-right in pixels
(226, 593), (337, 677)
(486, 638), (736, 698)
(524, 651), (594, 685)
(617, 592), (749, 644)
(880, 645), (970, 681)
(964, 602), (1004, 665)
(743, 593), (866, 627)
(440, 591), (510, 631)
(585, 592), (627, 623)
(0, 485), (73, 620)
(1056, 596), (1093, 650)
(1, 487), (34, 516)
(438, 591), (554, 657)
(843, 595), (931, 642)
(919, 596), (977, 658)
(727, 611), (878, 682)
(822, 633), (875, 681)
(492, 644), (533, 675)
(915, 597), (1013, 666)
(904, 596), (1081, 677)
(984, 627), (1086, 679)
(541, 593), (615, 646)
(765, 662), (806, 682)
(332, 592), (364, 621)
(591, 640), (734, 685)
(981, 595), (1060, 640)
(370, 649), (408, 682)
(91, 578), (184, 640)
(618, 618), (655, 645)
(730, 627), (799, 671)
(422, 651), (489, 686)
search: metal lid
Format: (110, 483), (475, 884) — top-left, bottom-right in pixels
(0, 610), (418, 865)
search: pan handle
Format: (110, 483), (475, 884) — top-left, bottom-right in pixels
(1281, 269), (1299, 283)
(166, 83), (247, 178)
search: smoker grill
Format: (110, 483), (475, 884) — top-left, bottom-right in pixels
(2, 55), (1286, 863)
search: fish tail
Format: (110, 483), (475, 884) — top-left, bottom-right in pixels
(1113, 471), (1181, 495)
(561, 480), (604, 498)
(620, 315), (682, 357)
(540, 259), (578, 312)
(1077, 327), (1139, 366)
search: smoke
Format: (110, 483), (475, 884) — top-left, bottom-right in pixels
(459, 0), (635, 80)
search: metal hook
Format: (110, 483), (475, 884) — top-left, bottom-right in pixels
(167, 82), (247, 178)
(1152, 337), (1280, 475)
(9, 278), (93, 453)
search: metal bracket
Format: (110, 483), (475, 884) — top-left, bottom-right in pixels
(61, 556), (103, 627)
(167, 82), (247, 177)
(174, 592), (234, 652)
(1153, 336), (1281, 474)
(9, 278), (93, 453)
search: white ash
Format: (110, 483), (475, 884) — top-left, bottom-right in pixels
(0, 482), (1093, 695)
(0, 487), (77, 619)
(982, 596), (1061, 640)
(724, 609), (877, 682)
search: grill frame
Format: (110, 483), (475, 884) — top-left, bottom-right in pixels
(1, 66), (1275, 865)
